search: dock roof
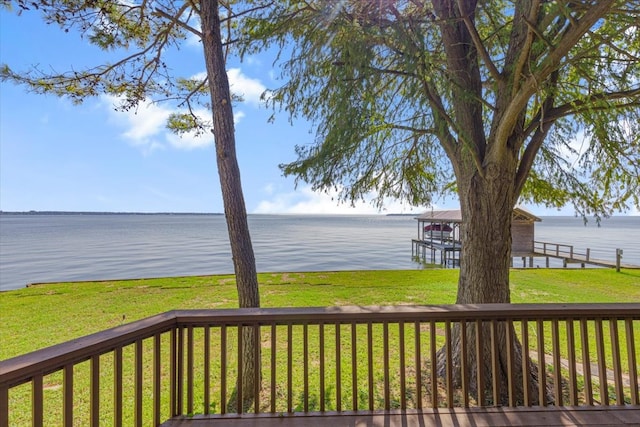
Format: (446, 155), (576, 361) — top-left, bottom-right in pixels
(415, 207), (541, 223)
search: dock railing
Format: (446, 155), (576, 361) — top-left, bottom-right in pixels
(534, 241), (585, 260)
(533, 241), (629, 269)
(1, 304), (639, 426)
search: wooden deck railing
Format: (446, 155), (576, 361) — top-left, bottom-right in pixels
(1, 304), (638, 426)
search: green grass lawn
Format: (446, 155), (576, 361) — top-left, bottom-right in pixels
(2, 268), (639, 426)
(2, 268), (639, 360)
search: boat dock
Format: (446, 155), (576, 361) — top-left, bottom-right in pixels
(412, 238), (461, 266)
(412, 209), (638, 270)
(413, 239), (639, 270)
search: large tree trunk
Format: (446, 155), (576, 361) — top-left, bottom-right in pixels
(200, 0), (260, 412)
(437, 160), (541, 405)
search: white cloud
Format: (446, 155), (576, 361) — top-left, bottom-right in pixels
(165, 106), (215, 150)
(263, 183), (275, 195)
(102, 95), (171, 153)
(253, 185), (422, 215)
(166, 131), (213, 150)
(121, 103), (170, 142)
(189, 71), (208, 81)
(244, 55), (262, 66)
(234, 110), (246, 124)
(101, 96), (244, 152)
(227, 68), (267, 106)
(101, 68), (266, 152)
(189, 69), (266, 106)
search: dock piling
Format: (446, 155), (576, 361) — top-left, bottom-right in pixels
(616, 249), (623, 272)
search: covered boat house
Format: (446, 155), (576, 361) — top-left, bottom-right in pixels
(412, 207), (541, 266)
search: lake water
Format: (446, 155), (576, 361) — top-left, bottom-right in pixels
(1, 213), (638, 291)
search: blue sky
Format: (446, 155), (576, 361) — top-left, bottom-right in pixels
(0, 7), (616, 216)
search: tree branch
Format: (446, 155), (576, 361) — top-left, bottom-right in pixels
(220, 1), (274, 24)
(515, 112), (554, 197)
(523, 87), (640, 139)
(496, 0), (616, 147)
(516, 84), (640, 196)
(153, 3), (199, 38)
(456, 0), (501, 82)
(511, 0), (542, 97)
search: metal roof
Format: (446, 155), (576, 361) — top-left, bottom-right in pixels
(415, 209), (463, 223)
(415, 207), (541, 223)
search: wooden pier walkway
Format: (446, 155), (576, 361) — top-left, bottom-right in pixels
(531, 251), (639, 269)
(413, 239), (639, 269)
(531, 241), (639, 269)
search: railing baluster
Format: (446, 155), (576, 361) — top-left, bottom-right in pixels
(169, 328), (176, 417)
(490, 319), (499, 406)
(220, 325), (227, 415)
(177, 326), (184, 415)
(63, 364), (73, 427)
(367, 322), (374, 411)
(399, 321), (406, 409)
(254, 324), (261, 415)
(566, 319), (578, 406)
(430, 320), (437, 408)
(287, 323), (293, 413)
(445, 320), (453, 408)
(594, 318), (609, 405)
(270, 324), (276, 413)
(319, 323), (325, 412)
(0, 386), (8, 427)
(414, 321), (422, 410)
(506, 320), (515, 407)
(579, 319), (593, 405)
(351, 322), (357, 411)
(135, 339), (143, 427)
(33, 373), (43, 427)
(536, 319), (546, 406)
(187, 326), (194, 416)
(625, 318), (639, 405)
(203, 327), (210, 415)
(114, 347), (123, 426)
(237, 325), (243, 414)
(460, 320), (468, 407)
(609, 319), (624, 405)
(521, 320), (530, 407)
(383, 321), (390, 410)
(551, 319), (562, 406)
(90, 356), (99, 426)
(304, 323), (309, 413)
(335, 323), (341, 412)
(154, 333), (161, 425)
(475, 319), (485, 406)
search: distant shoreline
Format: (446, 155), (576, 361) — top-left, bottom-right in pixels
(1, 211), (420, 216)
(0, 211), (224, 216)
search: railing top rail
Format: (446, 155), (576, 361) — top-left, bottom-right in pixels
(2, 303), (639, 389)
(533, 241), (574, 249)
(172, 303), (640, 324)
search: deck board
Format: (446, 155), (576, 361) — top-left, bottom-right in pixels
(161, 406), (640, 427)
